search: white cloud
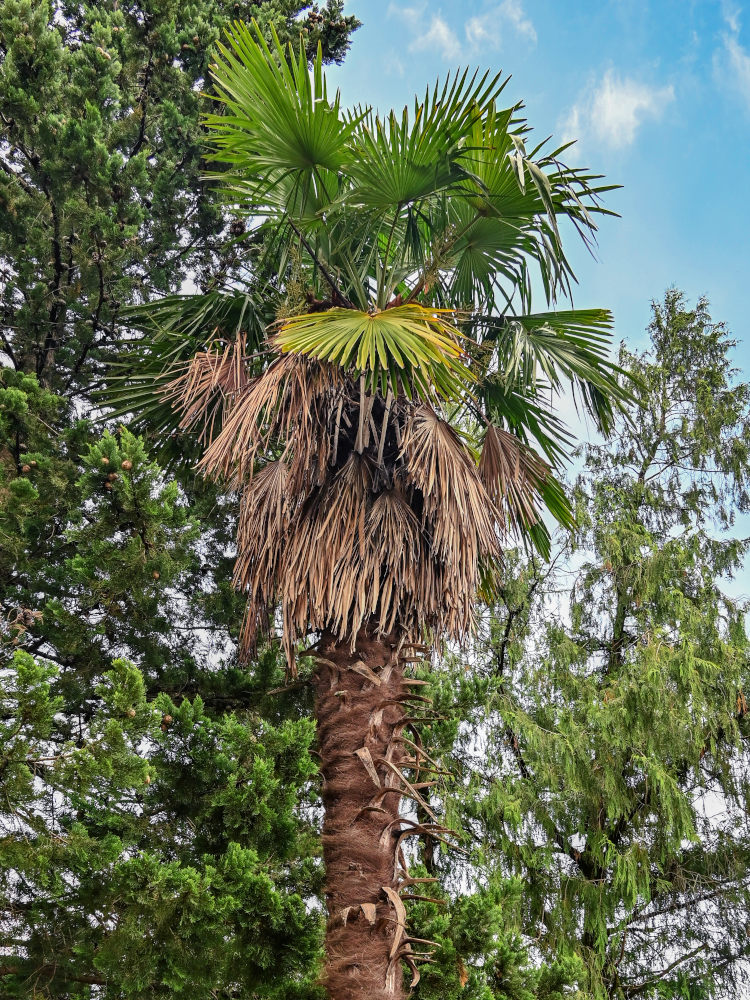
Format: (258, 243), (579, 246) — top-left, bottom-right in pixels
(716, 7), (750, 110)
(416, 15), (462, 59)
(561, 70), (675, 150)
(387, 0), (536, 61)
(722, 1), (741, 35)
(384, 52), (406, 78)
(387, 3), (461, 60)
(466, 0), (537, 48)
(725, 33), (750, 100)
(498, 0), (537, 43)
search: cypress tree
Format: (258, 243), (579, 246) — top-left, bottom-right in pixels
(0, 3), (358, 994)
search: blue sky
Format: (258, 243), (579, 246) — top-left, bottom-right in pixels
(328, 0), (750, 592)
(328, 0), (749, 352)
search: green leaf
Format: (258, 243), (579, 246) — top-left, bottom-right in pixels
(205, 21), (355, 214)
(274, 304), (473, 400)
(477, 309), (635, 437)
(106, 290), (270, 458)
(340, 68), (508, 211)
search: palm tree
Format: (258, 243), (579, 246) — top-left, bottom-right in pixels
(122, 23), (627, 1000)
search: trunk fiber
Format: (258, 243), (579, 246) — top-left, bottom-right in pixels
(313, 631), (414, 1000)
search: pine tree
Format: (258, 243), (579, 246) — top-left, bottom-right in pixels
(0, 649), (324, 997)
(0, 0), (358, 396)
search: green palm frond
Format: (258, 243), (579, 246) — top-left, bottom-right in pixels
(477, 373), (575, 467)
(340, 69), (508, 212)
(205, 21), (354, 214)
(477, 309), (632, 436)
(274, 304), (473, 400)
(107, 290), (270, 450)
(445, 107), (618, 310)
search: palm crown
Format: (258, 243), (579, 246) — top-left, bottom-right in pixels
(124, 21), (627, 671)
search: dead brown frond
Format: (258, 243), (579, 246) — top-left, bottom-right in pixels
(400, 405), (501, 635)
(162, 334), (249, 444)
(165, 334), (518, 672)
(363, 489), (424, 636)
(198, 353), (344, 487)
(232, 460), (290, 663)
(234, 459), (289, 599)
(478, 423), (549, 536)
(283, 452), (373, 649)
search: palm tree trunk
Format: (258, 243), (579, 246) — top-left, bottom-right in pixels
(313, 629), (411, 1000)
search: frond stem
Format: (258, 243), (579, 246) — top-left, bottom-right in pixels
(378, 207), (401, 309)
(403, 216), (477, 305)
(286, 216), (355, 309)
(377, 388), (394, 467)
(355, 374), (366, 452)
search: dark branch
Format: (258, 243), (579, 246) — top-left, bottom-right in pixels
(286, 216), (355, 309)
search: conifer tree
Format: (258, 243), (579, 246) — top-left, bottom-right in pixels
(0, 0), (360, 694)
(0, 4), (358, 995)
(0, 0), (358, 397)
(423, 290), (750, 999)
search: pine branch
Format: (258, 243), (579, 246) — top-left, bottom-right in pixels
(621, 943), (708, 997)
(0, 964), (106, 986)
(0, 155), (35, 196)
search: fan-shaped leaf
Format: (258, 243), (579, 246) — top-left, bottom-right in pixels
(274, 304), (473, 400)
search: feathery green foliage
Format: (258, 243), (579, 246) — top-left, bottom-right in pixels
(417, 292), (750, 999)
(0, 650), (323, 998)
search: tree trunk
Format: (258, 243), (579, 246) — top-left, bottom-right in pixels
(313, 629), (415, 1000)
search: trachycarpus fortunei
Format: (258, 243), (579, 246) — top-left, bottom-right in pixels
(139, 20), (625, 999)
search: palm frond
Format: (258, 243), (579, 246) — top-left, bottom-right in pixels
(363, 488), (425, 635)
(477, 373), (574, 467)
(401, 405), (500, 575)
(198, 354), (343, 486)
(445, 105), (618, 310)
(205, 21), (354, 215)
(163, 335), (250, 444)
(274, 304), (473, 400)
(107, 290), (269, 447)
(233, 459), (290, 659)
(478, 424), (551, 534)
(341, 68), (508, 212)
(480, 308), (632, 435)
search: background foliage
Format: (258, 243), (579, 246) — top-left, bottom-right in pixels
(0, 2), (355, 995)
(412, 291), (750, 999)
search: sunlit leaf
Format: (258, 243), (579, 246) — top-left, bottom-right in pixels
(274, 304), (473, 400)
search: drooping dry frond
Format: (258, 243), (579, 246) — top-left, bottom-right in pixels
(478, 423), (550, 536)
(162, 334), (249, 444)
(198, 353), (344, 486)
(157, 312), (513, 669)
(401, 406), (501, 612)
(198, 347), (506, 669)
(364, 489), (424, 636)
(232, 460), (291, 662)
(281, 453), (374, 652)
(234, 459), (289, 604)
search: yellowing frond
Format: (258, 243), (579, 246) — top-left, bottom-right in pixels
(273, 304), (473, 401)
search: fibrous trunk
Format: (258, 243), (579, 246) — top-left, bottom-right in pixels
(313, 630), (439, 999)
